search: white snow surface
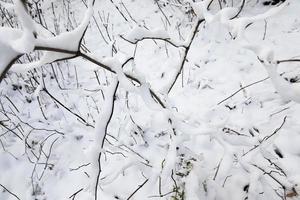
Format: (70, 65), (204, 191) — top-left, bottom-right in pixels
(1, 0), (300, 200)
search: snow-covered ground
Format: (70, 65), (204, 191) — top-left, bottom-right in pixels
(1, 0), (300, 199)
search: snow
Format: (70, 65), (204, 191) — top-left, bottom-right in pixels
(192, 0), (213, 21)
(0, 28), (23, 77)
(224, 1), (289, 39)
(8, 0), (94, 73)
(125, 26), (170, 42)
(0, 42), (19, 78)
(0, 1), (14, 11)
(10, 51), (74, 72)
(9, 0), (36, 53)
(1, 0), (300, 200)
(102, 56), (136, 91)
(35, 0), (93, 51)
(262, 62), (300, 103)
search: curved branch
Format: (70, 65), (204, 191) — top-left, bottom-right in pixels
(0, 54), (23, 83)
(230, 0), (246, 19)
(167, 19), (205, 94)
(120, 34), (184, 48)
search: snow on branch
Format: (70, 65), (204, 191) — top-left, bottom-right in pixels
(227, 1), (289, 39)
(12, 0), (36, 53)
(259, 60), (300, 103)
(0, 0), (94, 81)
(205, 0), (298, 103)
(121, 26), (182, 48)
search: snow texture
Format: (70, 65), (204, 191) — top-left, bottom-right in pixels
(1, 0), (300, 200)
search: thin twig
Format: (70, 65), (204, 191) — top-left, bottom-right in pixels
(277, 59), (300, 64)
(127, 179), (149, 200)
(94, 80), (120, 200)
(168, 19), (205, 93)
(0, 184), (21, 200)
(243, 116), (287, 156)
(218, 77), (269, 105)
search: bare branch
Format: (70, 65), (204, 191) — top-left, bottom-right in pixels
(167, 19), (205, 93)
(0, 183), (21, 200)
(127, 179), (149, 200)
(218, 77), (269, 105)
